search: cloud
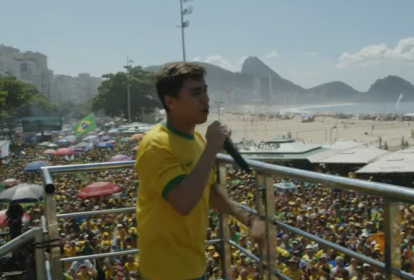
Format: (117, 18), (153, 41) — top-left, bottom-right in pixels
(205, 55), (234, 71)
(336, 37), (414, 68)
(238, 56), (248, 64)
(192, 55), (249, 71)
(265, 50), (280, 59)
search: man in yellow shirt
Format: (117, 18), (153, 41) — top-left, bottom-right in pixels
(136, 62), (262, 280)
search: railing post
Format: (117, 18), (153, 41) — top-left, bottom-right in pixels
(255, 172), (266, 280)
(34, 227), (47, 280)
(264, 174), (277, 280)
(217, 162), (232, 280)
(41, 168), (62, 279)
(383, 199), (401, 280)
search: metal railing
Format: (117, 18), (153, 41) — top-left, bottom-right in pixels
(0, 227), (47, 280)
(0, 153), (412, 280)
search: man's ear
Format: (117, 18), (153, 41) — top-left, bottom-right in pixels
(164, 95), (176, 111)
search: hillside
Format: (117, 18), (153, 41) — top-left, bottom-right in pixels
(367, 75), (414, 102)
(145, 62), (254, 94)
(145, 58), (414, 105)
(307, 81), (362, 102)
(241, 56), (306, 95)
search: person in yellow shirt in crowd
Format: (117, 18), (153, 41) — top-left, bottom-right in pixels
(136, 62), (263, 280)
(76, 264), (94, 280)
(124, 254), (139, 272)
(282, 258), (303, 280)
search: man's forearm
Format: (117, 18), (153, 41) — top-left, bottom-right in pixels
(210, 186), (251, 227)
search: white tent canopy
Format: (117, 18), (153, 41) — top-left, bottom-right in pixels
(0, 140), (10, 158)
(308, 140), (389, 164)
(356, 147), (414, 174)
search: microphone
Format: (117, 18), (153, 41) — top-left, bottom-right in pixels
(223, 138), (251, 172)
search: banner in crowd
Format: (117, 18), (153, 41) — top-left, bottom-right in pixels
(21, 116), (62, 132)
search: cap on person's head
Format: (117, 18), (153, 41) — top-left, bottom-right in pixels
(321, 254), (328, 259)
(287, 257), (299, 263)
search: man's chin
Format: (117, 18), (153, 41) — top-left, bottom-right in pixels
(195, 115), (208, 125)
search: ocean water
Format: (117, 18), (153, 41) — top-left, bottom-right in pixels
(301, 102), (414, 114)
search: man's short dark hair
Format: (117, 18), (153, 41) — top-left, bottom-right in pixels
(156, 62), (206, 110)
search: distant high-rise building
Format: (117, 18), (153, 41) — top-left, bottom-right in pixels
(14, 51), (50, 98)
(50, 73), (102, 106)
(0, 44), (102, 107)
(0, 45), (20, 77)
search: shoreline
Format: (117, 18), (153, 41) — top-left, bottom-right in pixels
(283, 103), (356, 113)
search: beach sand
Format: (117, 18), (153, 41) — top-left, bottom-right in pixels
(196, 113), (414, 150)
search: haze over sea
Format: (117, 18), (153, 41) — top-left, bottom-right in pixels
(299, 102), (414, 115)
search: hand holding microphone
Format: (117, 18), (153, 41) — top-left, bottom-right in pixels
(205, 121), (230, 153)
(205, 121), (251, 172)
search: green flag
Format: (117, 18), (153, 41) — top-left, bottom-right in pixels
(336, 209), (342, 223)
(72, 113), (97, 137)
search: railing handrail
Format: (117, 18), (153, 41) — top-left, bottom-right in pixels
(60, 239), (222, 263)
(0, 228), (36, 257)
(216, 154), (414, 204)
(56, 207), (135, 219)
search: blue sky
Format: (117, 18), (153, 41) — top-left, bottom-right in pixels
(1, 0), (414, 91)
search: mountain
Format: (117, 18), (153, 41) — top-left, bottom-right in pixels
(241, 56), (305, 96)
(145, 58), (414, 105)
(241, 56), (281, 78)
(145, 62), (254, 95)
(366, 75), (414, 102)
(307, 81), (362, 103)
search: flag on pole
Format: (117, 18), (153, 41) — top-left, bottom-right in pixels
(112, 227), (124, 280)
(72, 113), (97, 137)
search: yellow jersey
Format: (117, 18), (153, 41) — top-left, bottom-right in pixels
(136, 123), (215, 280)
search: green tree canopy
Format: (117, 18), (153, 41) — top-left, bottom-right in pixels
(92, 66), (160, 120)
(0, 75), (55, 139)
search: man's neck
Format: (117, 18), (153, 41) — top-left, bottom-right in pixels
(166, 116), (195, 135)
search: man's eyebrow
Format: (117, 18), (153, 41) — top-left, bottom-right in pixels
(190, 85), (207, 92)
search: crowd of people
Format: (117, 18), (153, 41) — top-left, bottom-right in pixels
(0, 129), (412, 280)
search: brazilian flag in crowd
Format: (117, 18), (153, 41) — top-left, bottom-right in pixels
(72, 113), (97, 137)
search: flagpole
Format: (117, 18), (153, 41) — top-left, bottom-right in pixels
(126, 56), (133, 124)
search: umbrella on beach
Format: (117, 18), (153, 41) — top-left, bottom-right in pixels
(69, 146), (84, 153)
(108, 192), (127, 199)
(55, 148), (75, 156)
(101, 136), (113, 141)
(43, 149), (56, 155)
(0, 183), (43, 203)
(120, 137), (129, 143)
(76, 142), (89, 147)
(45, 143), (58, 149)
(129, 133), (144, 141)
(24, 161), (52, 172)
(38, 142), (51, 147)
(97, 142), (114, 148)
(77, 182), (122, 198)
(57, 138), (70, 144)
(108, 155), (132, 162)
(3, 179), (19, 188)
